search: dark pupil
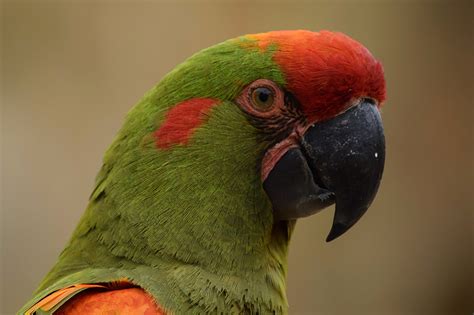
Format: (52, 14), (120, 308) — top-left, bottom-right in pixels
(257, 89), (270, 103)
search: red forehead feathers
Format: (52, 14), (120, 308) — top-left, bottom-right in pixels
(248, 30), (386, 122)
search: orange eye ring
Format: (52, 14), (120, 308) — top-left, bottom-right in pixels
(250, 86), (275, 111)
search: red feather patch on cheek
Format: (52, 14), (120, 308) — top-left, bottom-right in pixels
(155, 98), (220, 149)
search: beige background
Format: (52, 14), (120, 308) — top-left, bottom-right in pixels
(1, 1), (473, 314)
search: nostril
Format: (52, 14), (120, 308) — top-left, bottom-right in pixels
(362, 97), (377, 106)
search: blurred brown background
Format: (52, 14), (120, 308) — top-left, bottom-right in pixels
(1, 1), (473, 314)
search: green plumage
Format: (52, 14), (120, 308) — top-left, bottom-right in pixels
(20, 36), (295, 314)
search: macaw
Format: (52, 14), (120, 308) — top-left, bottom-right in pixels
(20, 30), (386, 314)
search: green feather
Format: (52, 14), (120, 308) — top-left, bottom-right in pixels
(20, 36), (293, 314)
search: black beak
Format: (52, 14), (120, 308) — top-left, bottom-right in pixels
(263, 100), (385, 241)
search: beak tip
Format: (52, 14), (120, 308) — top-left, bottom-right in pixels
(325, 222), (349, 242)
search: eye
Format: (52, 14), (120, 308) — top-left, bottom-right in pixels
(251, 87), (275, 111)
(237, 79), (283, 117)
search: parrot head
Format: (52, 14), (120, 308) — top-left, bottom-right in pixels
(92, 29), (386, 264)
(52, 29), (386, 312)
(137, 30), (385, 240)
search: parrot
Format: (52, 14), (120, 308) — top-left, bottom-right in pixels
(19, 30), (386, 314)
